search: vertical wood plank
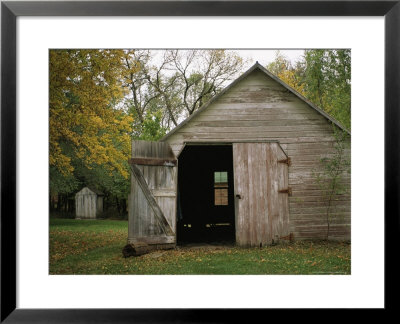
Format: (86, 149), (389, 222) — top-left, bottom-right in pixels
(233, 142), (289, 246)
(277, 144), (290, 238)
(247, 143), (255, 246)
(232, 143), (241, 244)
(255, 144), (263, 244)
(259, 143), (268, 245)
(271, 143), (279, 242)
(128, 140), (177, 244)
(233, 143), (248, 246)
(265, 143), (273, 245)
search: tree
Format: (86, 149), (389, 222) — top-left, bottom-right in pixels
(267, 50), (291, 76)
(267, 50), (351, 130)
(137, 110), (168, 141)
(49, 49), (135, 201)
(313, 126), (351, 240)
(303, 50), (351, 129)
(121, 50), (157, 124)
(121, 50), (246, 130)
(267, 51), (306, 96)
(166, 50), (245, 118)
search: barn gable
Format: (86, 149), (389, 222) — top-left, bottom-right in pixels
(162, 62), (349, 157)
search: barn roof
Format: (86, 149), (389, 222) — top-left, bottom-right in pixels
(162, 62), (350, 141)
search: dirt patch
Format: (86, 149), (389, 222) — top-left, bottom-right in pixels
(176, 241), (235, 251)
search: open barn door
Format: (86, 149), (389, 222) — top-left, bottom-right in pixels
(124, 140), (177, 257)
(233, 142), (290, 247)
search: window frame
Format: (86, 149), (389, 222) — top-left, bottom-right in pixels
(214, 171), (229, 206)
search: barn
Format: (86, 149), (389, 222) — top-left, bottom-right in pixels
(125, 62), (351, 255)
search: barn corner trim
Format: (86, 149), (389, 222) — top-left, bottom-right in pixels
(161, 61), (351, 142)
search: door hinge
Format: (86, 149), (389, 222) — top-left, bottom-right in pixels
(278, 187), (292, 196)
(278, 157), (291, 166)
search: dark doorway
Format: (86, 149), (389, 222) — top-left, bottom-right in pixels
(177, 145), (235, 244)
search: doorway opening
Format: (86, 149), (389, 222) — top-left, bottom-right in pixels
(177, 145), (235, 244)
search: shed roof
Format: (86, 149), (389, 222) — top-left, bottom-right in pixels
(88, 187), (104, 196)
(162, 62), (350, 141)
(76, 186), (104, 196)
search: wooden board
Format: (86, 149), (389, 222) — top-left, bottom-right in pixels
(128, 140), (177, 246)
(233, 142), (290, 246)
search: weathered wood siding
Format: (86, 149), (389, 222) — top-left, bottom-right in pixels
(75, 187), (98, 219)
(165, 69), (351, 241)
(233, 142), (290, 246)
(128, 141), (177, 245)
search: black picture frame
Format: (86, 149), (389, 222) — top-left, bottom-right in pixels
(1, 0), (398, 322)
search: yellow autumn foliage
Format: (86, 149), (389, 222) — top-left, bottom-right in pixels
(276, 69), (306, 96)
(49, 49), (137, 179)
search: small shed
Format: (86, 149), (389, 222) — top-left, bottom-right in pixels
(125, 62), (351, 254)
(75, 187), (104, 219)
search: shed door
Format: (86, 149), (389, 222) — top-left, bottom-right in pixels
(233, 142), (289, 246)
(128, 140), (177, 246)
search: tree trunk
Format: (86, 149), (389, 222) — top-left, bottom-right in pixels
(116, 197), (121, 214)
(121, 199), (127, 214)
(56, 194), (61, 211)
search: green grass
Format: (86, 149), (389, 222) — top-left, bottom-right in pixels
(49, 218), (351, 275)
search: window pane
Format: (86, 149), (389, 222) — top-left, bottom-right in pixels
(214, 171), (228, 184)
(215, 189), (228, 205)
(220, 172), (227, 183)
(214, 172), (220, 183)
